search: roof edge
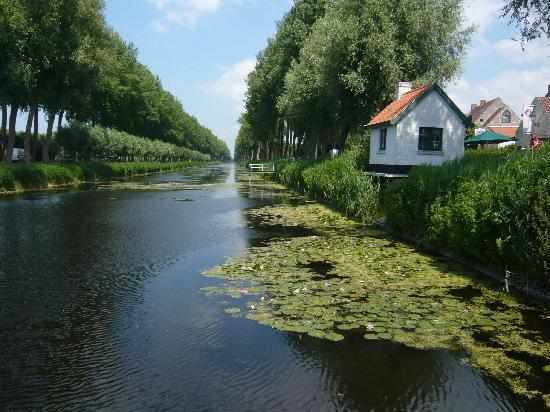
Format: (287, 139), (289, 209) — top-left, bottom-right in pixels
(391, 83), (468, 126)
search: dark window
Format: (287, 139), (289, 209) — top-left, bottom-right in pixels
(502, 110), (512, 124)
(379, 128), (387, 151)
(418, 127), (443, 152)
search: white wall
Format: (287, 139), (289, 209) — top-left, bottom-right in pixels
(369, 126), (397, 165)
(369, 90), (465, 167)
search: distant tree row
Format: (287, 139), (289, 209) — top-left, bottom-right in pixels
(0, 0), (230, 163)
(236, 0), (473, 161)
(57, 124), (211, 162)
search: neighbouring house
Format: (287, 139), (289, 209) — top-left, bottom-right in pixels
(367, 82), (467, 175)
(469, 97), (520, 129)
(517, 85), (550, 148)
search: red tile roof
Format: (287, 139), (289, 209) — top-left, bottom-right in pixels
(488, 126), (518, 139)
(543, 97), (550, 113)
(469, 98), (498, 118)
(368, 85), (431, 127)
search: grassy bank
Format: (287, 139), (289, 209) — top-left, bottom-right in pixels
(383, 147), (550, 288)
(276, 150), (379, 224)
(0, 161), (197, 194)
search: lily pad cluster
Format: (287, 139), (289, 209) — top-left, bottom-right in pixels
(203, 201), (550, 407)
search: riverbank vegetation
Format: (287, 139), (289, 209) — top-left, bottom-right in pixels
(276, 150), (379, 223)
(383, 146), (550, 289)
(274, 147), (550, 291)
(0, 161), (195, 193)
(0, 0), (229, 163)
(235, 0), (472, 161)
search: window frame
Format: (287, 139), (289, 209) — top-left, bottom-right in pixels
(379, 128), (387, 152)
(501, 110), (512, 124)
(418, 127), (443, 152)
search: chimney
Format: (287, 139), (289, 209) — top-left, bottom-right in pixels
(397, 82), (412, 99)
(546, 84), (550, 97)
(522, 105), (535, 133)
(470, 103), (478, 113)
(480, 99), (487, 106)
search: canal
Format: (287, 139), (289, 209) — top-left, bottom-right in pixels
(0, 163), (546, 411)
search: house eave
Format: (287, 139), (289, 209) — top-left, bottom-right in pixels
(366, 121), (391, 129)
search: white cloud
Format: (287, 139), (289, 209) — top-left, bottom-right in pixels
(203, 58), (256, 112)
(445, 0), (550, 114)
(448, 68), (550, 115)
(148, 0), (223, 29)
(462, 0), (503, 33)
(494, 38), (550, 64)
(202, 58), (256, 154)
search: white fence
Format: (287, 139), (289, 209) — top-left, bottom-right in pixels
(247, 163), (275, 173)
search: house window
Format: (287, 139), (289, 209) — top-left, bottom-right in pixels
(379, 128), (387, 151)
(418, 127), (443, 152)
(502, 110), (512, 124)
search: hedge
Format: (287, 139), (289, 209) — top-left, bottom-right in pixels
(382, 147), (550, 286)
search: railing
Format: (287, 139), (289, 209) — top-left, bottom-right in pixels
(247, 163), (275, 173)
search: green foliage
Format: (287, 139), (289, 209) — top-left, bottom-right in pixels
(0, 160), (194, 192)
(382, 150), (513, 236)
(275, 158), (315, 191)
(0, 164), (15, 191)
(57, 124), (210, 162)
(503, 0), (550, 41)
(237, 0), (472, 160)
(0, 0), (229, 162)
(276, 150), (379, 223)
(383, 147), (550, 284)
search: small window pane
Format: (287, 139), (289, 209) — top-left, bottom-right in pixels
(379, 128), (387, 151)
(502, 110), (512, 124)
(418, 127), (443, 152)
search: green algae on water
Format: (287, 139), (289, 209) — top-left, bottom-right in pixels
(202, 201), (550, 407)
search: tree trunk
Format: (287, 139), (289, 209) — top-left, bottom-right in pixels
(43, 112), (55, 162)
(0, 105), (6, 162)
(1, 105), (7, 138)
(32, 106), (39, 161)
(5, 105), (18, 164)
(57, 110), (64, 131)
(315, 139), (319, 160)
(285, 121), (290, 159)
(24, 106), (36, 164)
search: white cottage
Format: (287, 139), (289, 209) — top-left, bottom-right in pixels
(367, 82), (467, 175)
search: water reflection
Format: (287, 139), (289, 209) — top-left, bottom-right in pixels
(0, 163), (544, 411)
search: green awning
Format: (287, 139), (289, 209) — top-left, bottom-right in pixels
(465, 130), (513, 145)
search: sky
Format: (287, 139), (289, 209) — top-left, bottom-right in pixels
(20, 0), (550, 152)
(103, 0), (293, 155)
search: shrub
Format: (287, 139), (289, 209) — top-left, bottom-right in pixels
(0, 165), (16, 192)
(383, 147), (550, 285)
(382, 149), (514, 237)
(276, 151), (379, 224)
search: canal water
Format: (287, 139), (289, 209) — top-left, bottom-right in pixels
(0, 163), (544, 411)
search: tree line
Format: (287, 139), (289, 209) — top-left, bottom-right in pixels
(235, 0), (547, 161)
(0, 0), (230, 163)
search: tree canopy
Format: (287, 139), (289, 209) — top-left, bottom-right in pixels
(0, 0), (229, 163)
(236, 0), (472, 161)
(503, 0), (550, 42)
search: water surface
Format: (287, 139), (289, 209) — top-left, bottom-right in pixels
(0, 163), (544, 411)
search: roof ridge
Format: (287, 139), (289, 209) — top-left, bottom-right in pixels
(367, 84), (431, 127)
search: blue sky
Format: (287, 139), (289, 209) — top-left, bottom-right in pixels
(104, 0), (293, 154)
(20, 0), (550, 152)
